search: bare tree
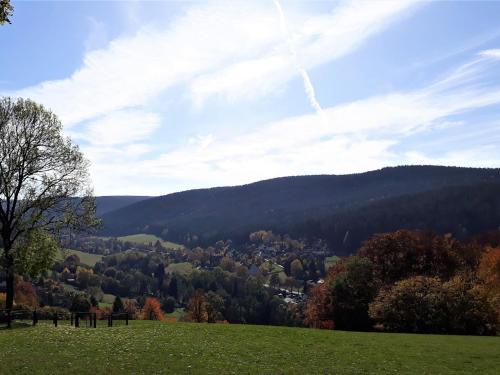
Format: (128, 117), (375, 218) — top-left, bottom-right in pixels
(0, 97), (98, 310)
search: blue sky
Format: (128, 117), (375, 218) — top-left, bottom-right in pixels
(1, 0), (500, 196)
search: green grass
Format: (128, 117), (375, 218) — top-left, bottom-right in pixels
(0, 321), (498, 374)
(166, 262), (193, 275)
(117, 233), (184, 250)
(57, 249), (103, 267)
(165, 308), (186, 320)
(325, 255), (340, 269)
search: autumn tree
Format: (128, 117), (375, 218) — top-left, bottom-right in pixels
(0, 97), (98, 311)
(141, 297), (164, 320)
(123, 299), (138, 317)
(477, 247), (500, 320)
(0, 0), (13, 24)
(478, 247), (500, 295)
(14, 277), (38, 308)
(359, 230), (460, 285)
(369, 275), (497, 335)
(220, 256), (235, 272)
(304, 283), (333, 329)
(187, 289), (208, 322)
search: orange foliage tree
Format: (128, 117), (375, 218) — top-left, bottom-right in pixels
(478, 248), (500, 292)
(141, 297), (164, 320)
(478, 247), (500, 317)
(187, 289), (208, 323)
(304, 283), (333, 329)
(14, 278), (38, 308)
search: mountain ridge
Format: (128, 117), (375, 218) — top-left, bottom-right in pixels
(96, 165), (500, 252)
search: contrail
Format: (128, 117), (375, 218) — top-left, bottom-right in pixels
(273, 0), (324, 117)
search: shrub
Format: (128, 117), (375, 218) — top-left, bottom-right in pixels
(37, 306), (70, 320)
(141, 297), (163, 320)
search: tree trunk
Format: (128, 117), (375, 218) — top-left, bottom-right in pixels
(5, 256), (14, 310)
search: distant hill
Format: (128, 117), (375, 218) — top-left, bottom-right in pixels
(95, 196), (151, 216)
(99, 166), (500, 253)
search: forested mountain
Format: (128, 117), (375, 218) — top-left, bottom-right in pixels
(95, 196), (151, 216)
(99, 166), (500, 253)
(295, 183), (500, 254)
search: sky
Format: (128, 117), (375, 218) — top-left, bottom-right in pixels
(1, 0), (500, 196)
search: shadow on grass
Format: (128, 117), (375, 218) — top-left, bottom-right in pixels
(0, 321), (33, 330)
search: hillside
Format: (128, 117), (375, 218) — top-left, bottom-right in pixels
(99, 166), (500, 251)
(1, 321), (498, 374)
(95, 196), (151, 216)
(294, 182), (500, 254)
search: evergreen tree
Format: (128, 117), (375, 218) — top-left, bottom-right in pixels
(168, 276), (178, 299)
(113, 296), (124, 313)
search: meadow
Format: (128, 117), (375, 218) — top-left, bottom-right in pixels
(117, 233), (184, 250)
(0, 321), (498, 374)
(57, 249), (103, 267)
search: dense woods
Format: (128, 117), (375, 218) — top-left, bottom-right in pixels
(305, 230), (500, 335)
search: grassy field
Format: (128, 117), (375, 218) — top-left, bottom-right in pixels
(57, 249), (103, 267)
(117, 233), (184, 250)
(166, 262), (194, 275)
(0, 321), (498, 375)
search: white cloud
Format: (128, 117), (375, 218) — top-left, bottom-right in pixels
(5, 1), (418, 126)
(88, 50), (500, 195)
(190, 0), (419, 105)
(478, 49), (500, 59)
(75, 110), (161, 146)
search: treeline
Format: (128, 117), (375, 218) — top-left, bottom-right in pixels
(305, 230), (500, 335)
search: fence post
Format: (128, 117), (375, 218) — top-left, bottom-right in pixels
(53, 313), (58, 327)
(33, 310), (38, 326)
(70, 313), (73, 326)
(93, 313), (97, 328)
(126, 313), (129, 326)
(75, 314), (80, 328)
(7, 309), (11, 329)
